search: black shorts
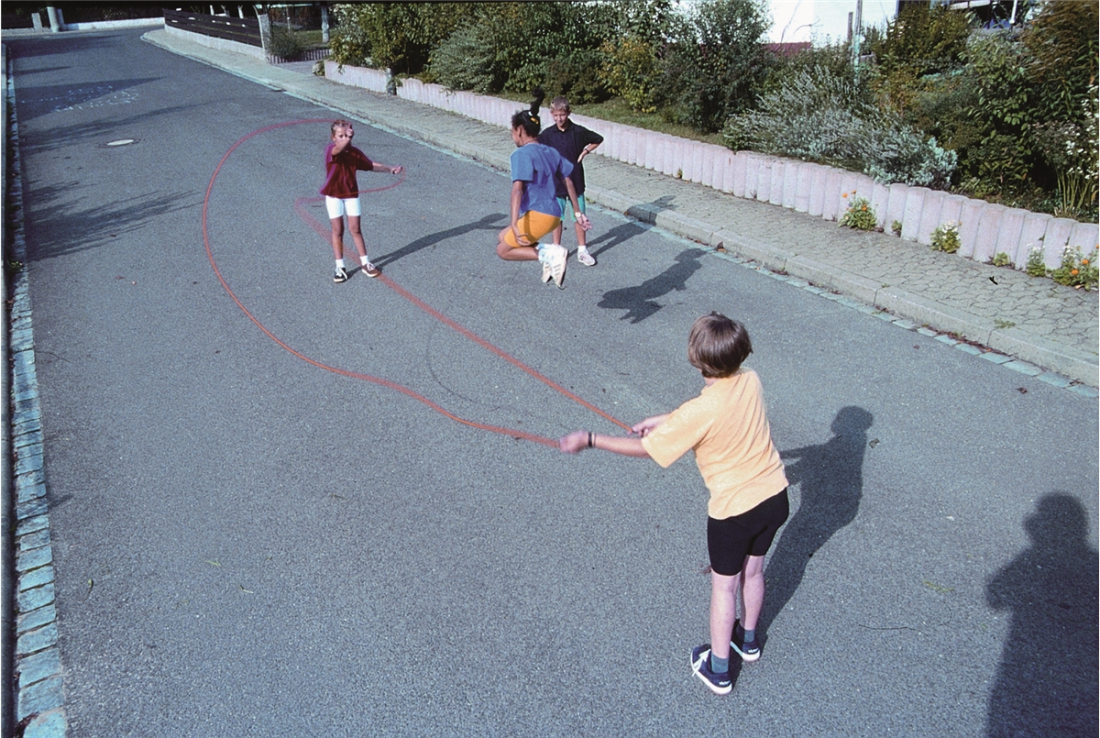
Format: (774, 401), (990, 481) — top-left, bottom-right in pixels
(707, 488), (790, 577)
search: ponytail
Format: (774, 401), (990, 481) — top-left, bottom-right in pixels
(511, 87), (546, 138)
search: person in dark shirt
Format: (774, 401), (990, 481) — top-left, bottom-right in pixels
(538, 97), (603, 268)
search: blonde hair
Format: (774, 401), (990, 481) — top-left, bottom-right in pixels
(330, 119), (352, 137)
(550, 96), (571, 113)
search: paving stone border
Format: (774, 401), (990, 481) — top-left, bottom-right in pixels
(702, 247), (1099, 400)
(3, 45), (69, 738)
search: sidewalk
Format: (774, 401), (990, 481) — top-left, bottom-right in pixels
(145, 29), (1099, 390)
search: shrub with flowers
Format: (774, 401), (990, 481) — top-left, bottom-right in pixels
(931, 221), (961, 253)
(1050, 246), (1099, 290)
(838, 193), (877, 231)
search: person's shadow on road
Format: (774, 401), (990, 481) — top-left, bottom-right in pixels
(584, 220), (651, 261)
(985, 493), (1098, 737)
(373, 214), (505, 268)
(597, 248), (704, 323)
(761, 406), (873, 636)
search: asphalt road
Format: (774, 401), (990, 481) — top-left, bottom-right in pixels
(8, 30), (1098, 737)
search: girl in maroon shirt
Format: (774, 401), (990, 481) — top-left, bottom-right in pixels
(320, 120), (403, 283)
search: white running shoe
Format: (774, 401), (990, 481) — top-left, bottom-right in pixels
(548, 244), (568, 288)
(537, 245), (554, 283)
(576, 247), (596, 267)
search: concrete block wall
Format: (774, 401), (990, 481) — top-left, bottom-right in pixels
(325, 62), (1100, 272)
(165, 23), (266, 61)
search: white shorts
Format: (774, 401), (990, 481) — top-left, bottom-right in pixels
(326, 196), (361, 219)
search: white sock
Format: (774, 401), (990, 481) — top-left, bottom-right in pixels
(336, 259), (346, 269)
(360, 255), (371, 266)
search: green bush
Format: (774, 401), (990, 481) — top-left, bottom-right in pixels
(330, 3), (463, 74)
(328, 5), (371, 67)
(868, 3), (970, 114)
(652, 0), (770, 133)
(864, 129), (956, 189)
(543, 48), (608, 104)
(722, 64), (956, 187)
(427, 22), (499, 92)
(961, 32), (1035, 195)
(426, 2), (620, 99)
(599, 36), (660, 113)
(761, 42), (856, 97)
(1022, 1), (1099, 220)
(267, 25), (303, 60)
(1023, 0), (1098, 127)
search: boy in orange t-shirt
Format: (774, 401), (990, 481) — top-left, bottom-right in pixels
(559, 312), (789, 695)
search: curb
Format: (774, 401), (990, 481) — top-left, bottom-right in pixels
(4, 47), (69, 738)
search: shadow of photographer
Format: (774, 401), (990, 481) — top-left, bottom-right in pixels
(985, 493), (1098, 737)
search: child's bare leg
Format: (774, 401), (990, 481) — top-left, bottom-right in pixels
(709, 571), (738, 661)
(347, 215), (368, 260)
(573, 220), (588, 248)
(330, 217), (345, 260)
(551, 222), (564, 244)
(495, 226), (538, 261)
(738, 554), (767, 632)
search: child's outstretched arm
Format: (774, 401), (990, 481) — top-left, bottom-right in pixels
(373, 162), (403, 175)
(559, 430), (649, 457)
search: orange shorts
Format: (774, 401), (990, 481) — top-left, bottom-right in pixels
(502, 211), (561, 249)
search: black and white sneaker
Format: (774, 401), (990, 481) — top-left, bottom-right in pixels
(731, 620), (760, 662)
(690, 644), (732, 695)
(333, 266), (349, 283)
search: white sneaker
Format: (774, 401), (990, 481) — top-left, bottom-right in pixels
(576, 248), (596, 267)
(548, 244), (568, 288)
(537, 245), (554, 283)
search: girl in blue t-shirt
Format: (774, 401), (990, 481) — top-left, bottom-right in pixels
(495, 90), (590, 289)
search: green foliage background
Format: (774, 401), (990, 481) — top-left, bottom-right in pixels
(328, 0), (1098, 220)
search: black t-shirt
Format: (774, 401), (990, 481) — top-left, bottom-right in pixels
(538, 121), (604, 199)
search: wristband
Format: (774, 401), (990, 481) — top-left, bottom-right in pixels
(575, 212), (584, 219)
(587, 432), (594, 448)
